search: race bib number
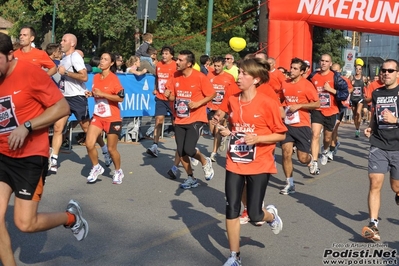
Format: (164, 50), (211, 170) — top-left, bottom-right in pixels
(212, 90), (224, 105)
(376, 103), (398, 129)
(319, 92), (331, 108)
(94, 98), (112, 117)
(58, 76), (65, 93)
(229, 132), (256, 163)
(175, 98), (190, 118)
(285, 108), (300, 125)
(158, 79), (167, 94)
(0, 96), (18, 134)
(352, 87), (362, 97)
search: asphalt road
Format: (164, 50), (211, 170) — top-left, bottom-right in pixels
(6, 123), (399, 266)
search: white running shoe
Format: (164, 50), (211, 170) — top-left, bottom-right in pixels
(327, 151), (333, 161)
(239, 209), (250, 225)
(65, 199), (89, 241)
(280, 184), (295, 195)
(87, 164), (104, 183)
(321, 152), (328, 165)
(210, 152), (216, 162)
(219, 136), (227, 152)
(112, 169), (124, 185)
(203, 157), (214, 181)
(266, 205), (283, 234)
(146, 144), (158, 157)
(180, 177), (199, 189)
(309, 161), (319, 175)
(103, 152), (113, 167)
(223, 252), (242, 266)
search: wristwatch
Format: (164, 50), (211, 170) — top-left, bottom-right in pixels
(24, 121), (33, 133)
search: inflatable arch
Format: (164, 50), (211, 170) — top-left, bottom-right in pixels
(268, 0), (399, 68)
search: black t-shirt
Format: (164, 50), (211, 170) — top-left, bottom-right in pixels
(370, 85), (399, 150)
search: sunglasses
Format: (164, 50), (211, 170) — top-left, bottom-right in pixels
(381, 68), (397, 73)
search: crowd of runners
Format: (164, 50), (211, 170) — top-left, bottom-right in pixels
(0, 26), (399, 266)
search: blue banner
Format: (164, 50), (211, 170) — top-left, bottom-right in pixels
(69, 73), (156, 121)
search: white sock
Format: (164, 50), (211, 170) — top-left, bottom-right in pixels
(287, 177), (294, 186)
(101, 145), (108, 154)
(370, 218), (378, 226)
(52, 154), (58, 160)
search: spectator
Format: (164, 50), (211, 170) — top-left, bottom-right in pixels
(125, 56), (148, 76)
(115, 54), (126, 73)
(199, 54), (211, 75)
(89, 56), (101, 73)
(136, 33), (154, 67)
(137, 46), (157, 74)
(223, 54), (239, 81)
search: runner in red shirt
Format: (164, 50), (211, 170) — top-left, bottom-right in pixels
(280, 58), (320, 195)
(267, 57), (286, 102)
(164, 50), (216, 189)
(207, 56), (240, 161)
(13, 26), (56, 76)
(213, 58), (287, 265)
(0, 33), (88, 266)
(85, 52), (125, 185)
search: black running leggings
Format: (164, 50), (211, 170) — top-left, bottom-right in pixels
(174, 122), (203, 157)
(225, 170), (270, 221)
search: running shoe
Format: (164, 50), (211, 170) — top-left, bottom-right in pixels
(49, 157), (58, 173)
(219, 136), (227, 152)
(112, 169), (124, 185)
(355, 130), (360, 138)
(223, 252), (242, 266)
(395, 194), (399, 205)
(190, 148), (199, 166)
(65, 199), (89, 241)
(333, 141), (341, 155)
(203, 157), (214, 181)
(321, 152), (328, 165)
(180, 177), (199, 189)
(266, 205), (283, 235)
(167, 165), (178, 180)
(327, 151), (334, 161)
(210, 152), (217, 162)
(239, 209), (250, 225)
(280, 184), (295, 195)
(48, 147), (53, 170)
(103, 152), (112, 167)
(361, 222), (380, 241)
(87, 164), (104, 183)
(146, 144), (158, 157)
(309, 161), (319, 175)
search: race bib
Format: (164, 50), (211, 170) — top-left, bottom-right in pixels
(376, 103), (398, 129)
(285, 108), (300, 125)
(158, 79), (167, 94)
(212, 90), (224, 105)
(352, 87), (362, 97)
(229, 132), (256, 163)
(94, 98), (112, 117)
(319, 92), (331, 108)
(175, 98), (190, 118)
(58, 76), (65, 93)
(0, 96), (18, 134)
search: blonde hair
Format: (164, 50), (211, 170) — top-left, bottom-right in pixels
(142, 33), (153, 42)
(126, 56), (140, 68)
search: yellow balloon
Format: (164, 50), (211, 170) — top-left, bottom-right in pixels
(193, 62), (200, 71)
(355, 58), (364, 66)
(229, 37), (246, 52)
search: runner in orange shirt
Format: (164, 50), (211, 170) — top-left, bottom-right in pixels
(164, 50), (216, 189)
(0, 33), (88, 265)
(330, 63), (354, 158)
(267, 57), (286, 102)
(307, 54), (342, 174)
(280, 58), (320, 195)
(207, 56), (240, 162)
(85, 52), (125, 185)
(13, 26), (56, 76)
(213, 58), (286, 265)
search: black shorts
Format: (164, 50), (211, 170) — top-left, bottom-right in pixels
(337, 111), (344, 122)
(280, 125), (311, 153)
(0, 154), (47, 201)
(66, 96), (90, 121)
(174, 122), (204, 157)
(154, 98), (173, 117)
(311, 110), (337, 132)
(350, 98), (363, 108)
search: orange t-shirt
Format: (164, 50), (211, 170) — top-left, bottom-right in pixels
(155, 60), (177, 101)
(0, 60), (64, 158)
(309, 71), (339, 116)
(14, 47), (55, 70)
(342, 76), (353, 108)
(166, 69), (215, 124)
(268, 69), (286, 100)
(257, 83), (282, 104)
(91, 72), (123, 122)
(225, 94), (287, 175)
(282, 78), (319, 127)
(207, 71), (239, 111)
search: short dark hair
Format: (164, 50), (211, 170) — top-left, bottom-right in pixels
(291, 57), (307, 72)
(384, 59), (399, 71)
(200, 55), (210, 65)
(21, 26), (36, 38)
(147, 46), (157, 55)
(179, 50), (195, 67)
(212, 56), (225, 64)
(161, 46), (174, 56)
(45, 43), (60, 56)
(89, 56), (100, 67)
(0, 33), (13, 56)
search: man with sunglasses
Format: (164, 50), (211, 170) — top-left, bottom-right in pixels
(223, 54), (238, 81)
(362, 59), (399, 242)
